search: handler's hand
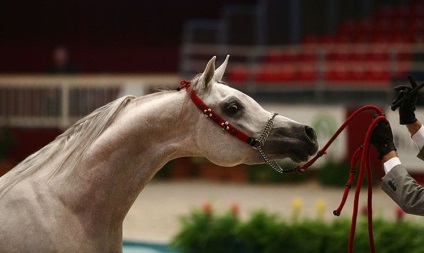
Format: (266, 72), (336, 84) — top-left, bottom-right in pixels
(392, 76), (418, 125)
(371, 120), (397, 159)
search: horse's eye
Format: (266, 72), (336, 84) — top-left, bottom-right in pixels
(225, 102), (240, 115)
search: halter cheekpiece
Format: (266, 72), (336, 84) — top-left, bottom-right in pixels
(178, 80), (296, 174)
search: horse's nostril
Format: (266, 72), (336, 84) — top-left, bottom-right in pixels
(304, 126), (317, 142)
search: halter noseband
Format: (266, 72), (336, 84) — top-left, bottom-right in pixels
(178, 80), (295, 174)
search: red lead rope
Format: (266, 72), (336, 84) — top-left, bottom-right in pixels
(181, 78), (384, 252)
(295, 105), (386, 253)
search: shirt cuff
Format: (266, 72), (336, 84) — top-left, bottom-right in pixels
(383, 157), (401, 174)
(412, 125), (424, 150)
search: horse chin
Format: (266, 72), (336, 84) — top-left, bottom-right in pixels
(289, 153), (311, 164)
(263, 138), (318, 160)
(265, 151), (311, 164)
(243, 146), (315, 165)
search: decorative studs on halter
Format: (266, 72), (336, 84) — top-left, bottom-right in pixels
(203, 108), (212, 118)
(221, 121), (230, 131)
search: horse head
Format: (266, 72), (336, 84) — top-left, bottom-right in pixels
(189, 56), (319, 167)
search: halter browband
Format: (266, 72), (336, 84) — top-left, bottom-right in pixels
(178, 80), (260, 148)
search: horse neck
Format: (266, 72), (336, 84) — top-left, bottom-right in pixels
(56, 91), (201, 225)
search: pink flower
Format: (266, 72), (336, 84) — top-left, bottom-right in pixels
(202, 201), (212, 216)
(231, 202), (240, 218)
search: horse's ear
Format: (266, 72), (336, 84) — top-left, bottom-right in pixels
(214, 55), (229, 82)
(199, 56), (216, 90)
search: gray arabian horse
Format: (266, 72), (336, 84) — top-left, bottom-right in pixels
(0, 56), (318, 252)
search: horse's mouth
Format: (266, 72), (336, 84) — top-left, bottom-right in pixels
(290, 154), (310, 164)
(263, 138), (318, 162)
(280, 151), (312, 164)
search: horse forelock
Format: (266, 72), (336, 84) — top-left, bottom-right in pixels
(0, 96), (135, 196)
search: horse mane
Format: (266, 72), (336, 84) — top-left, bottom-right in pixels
(0, 95), (135, 196)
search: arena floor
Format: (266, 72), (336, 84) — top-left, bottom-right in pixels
(122, 180), (413, 244)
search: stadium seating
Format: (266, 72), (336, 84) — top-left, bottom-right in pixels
(228, 2), (423, 86)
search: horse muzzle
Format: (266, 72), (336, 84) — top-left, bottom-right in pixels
(262, 124), (319, 162)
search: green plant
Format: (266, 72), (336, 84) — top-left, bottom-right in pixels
(154, 160), (174, 179)
(172, 206), (243, 253)
(0, 128), (16, 161)
(317, 159), (379, 188)
(173, 206), (424, 253)
(317, 159), (350, 187)
(238, 211), (289, 253)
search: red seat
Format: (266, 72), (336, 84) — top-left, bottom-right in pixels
(255, 66), (275, 82)
(371, 34), (390, 44)
(265, 50), (300, 63)
(396, 52), (412, 61)
(333, 34), (351, 44)
(298, 65), (317, 82)
(326, 51), (351, 62)
(393, 62), (411, 79)
(350, 52), (369, 62)
(364, 66), (391, 83)
(255, 66), (296, 83)
(388, 34), (412, 44)
(228, 66), (248, 82)
(368, 51), (390, 62)
(318, 35), (336, 44)
(352, 33), (370, 44)
(324, 66), (351, 82)
(265, 53), (282, 63)
(280, 50), (299, 62)
(298, 52), (317, 62)
(277, 66), (297, 81)
(350, 66), (367, 81)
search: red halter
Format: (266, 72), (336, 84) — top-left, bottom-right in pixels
(178, 80), (260, 148)
(178, 80), (292, 174)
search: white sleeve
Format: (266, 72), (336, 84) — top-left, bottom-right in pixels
(411, 125), (424, 150)
(383, 157), (401, 174)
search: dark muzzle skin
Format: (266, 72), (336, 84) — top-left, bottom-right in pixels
(262, 124), (319, 162)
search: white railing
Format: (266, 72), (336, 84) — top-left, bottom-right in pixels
(0, 74), (180, 128)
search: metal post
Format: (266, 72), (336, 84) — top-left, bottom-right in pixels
(315, 49), (326, 103)
(327, 0), (338, 34)
(61, 82), (70, 128)
(256, 0), (267, 45)
(289, 0), (302, 44)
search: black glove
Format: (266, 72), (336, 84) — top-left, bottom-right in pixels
(392, 76), (418, 125)
(370, 119), (396, 159)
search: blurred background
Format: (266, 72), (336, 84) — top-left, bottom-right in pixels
(1, 0), (424, 252)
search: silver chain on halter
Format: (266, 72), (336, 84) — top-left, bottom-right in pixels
(255, 112), (297, 174)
